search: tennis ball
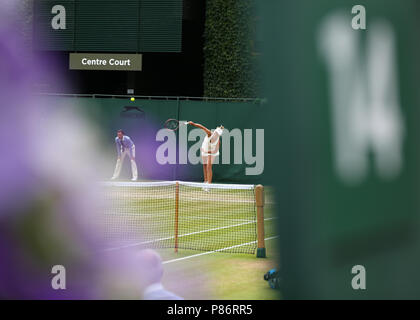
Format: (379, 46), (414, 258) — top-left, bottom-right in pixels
(130, 97), (135, 102)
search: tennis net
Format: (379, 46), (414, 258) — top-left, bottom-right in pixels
(100, 181), (266, 255)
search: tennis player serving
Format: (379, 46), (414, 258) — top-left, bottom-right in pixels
(186, 122), (224, 189)
(111, 129), (138, 181)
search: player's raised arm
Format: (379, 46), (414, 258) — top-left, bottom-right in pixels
(187, 121), (212, 136)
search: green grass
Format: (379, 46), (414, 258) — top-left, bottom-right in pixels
(104, 183), (280, 299)
(160, 239), (280, 300)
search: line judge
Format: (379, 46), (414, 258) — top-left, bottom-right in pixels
(111, 129), (138, 181)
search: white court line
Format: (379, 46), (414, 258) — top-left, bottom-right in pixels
(104, 217), (278, 252)
(162, 236), (279, 265)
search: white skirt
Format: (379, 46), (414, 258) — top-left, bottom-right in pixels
(201, 149), (219, 157)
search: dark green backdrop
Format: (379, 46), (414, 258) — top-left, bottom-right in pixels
(33, 0), (183, 52)
(41, 96), (266, 184)
(260, 0), (420, 299)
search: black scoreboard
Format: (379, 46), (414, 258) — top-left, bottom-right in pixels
(33, 0), (183, 53)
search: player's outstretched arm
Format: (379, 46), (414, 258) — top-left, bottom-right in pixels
(187, 121), (212, 136)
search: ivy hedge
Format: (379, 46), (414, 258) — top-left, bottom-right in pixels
(203, 0), (259, 98)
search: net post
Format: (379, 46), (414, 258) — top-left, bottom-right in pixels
(174, 181), (179, 253)
(255, 184), (266, 258)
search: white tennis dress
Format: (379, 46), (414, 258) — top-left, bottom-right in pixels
(201, 127), (223, 157)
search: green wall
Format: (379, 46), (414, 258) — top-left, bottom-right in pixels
(42, 96), (266, 184)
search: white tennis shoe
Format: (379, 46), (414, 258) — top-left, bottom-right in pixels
(202, 182), (210, 192)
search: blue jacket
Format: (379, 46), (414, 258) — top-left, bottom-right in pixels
(115, 135), (135, 157)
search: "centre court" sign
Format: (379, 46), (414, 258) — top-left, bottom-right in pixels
(69, 53), (142, 71)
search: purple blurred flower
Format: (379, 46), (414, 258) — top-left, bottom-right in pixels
(0, 2), (136, 299)
(0, 1), (183, 300)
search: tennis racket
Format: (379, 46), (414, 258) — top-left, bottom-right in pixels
(164, 119), (188, 131)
